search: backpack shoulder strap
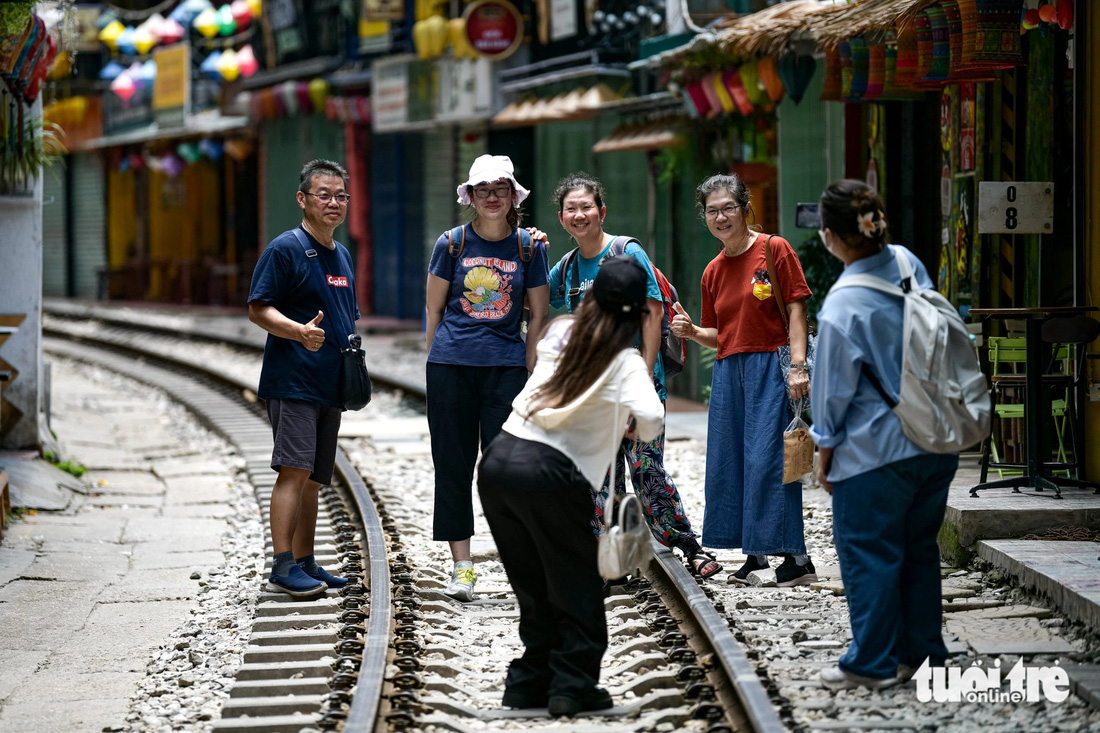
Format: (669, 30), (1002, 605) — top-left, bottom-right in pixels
(516, 228), (533, 262)
(556, 248), (579, 302)
(290, 227), (316, 257)
(446, 225), (466, 259)
(829, 273), (906, 298)
(762, 233), (789, 331)
(605, 235), (636, 261)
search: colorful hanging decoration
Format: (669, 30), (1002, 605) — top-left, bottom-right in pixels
(199, 138), (224, 160)
(116, 25), (137, 55)
(863, 44), (885, 101)
(110, 72), (136, 103)
(738, 61), (766, 107)
(99, 59), (125, 81)
(721, 69), (753, 115)
(756, 56), (785, 104)
(200, 49), (223, 80)
(683, 82), (711, 117)
(820, 46), (842, 102)
(924, 5), (951, 83)
(193, 8), (220, 39)
(98, 20), (124, 50)
(970, 0), (1023, 66)
(848, 39), (870, 101)
(217, 5), (237, 36)
(237, 45), (258, 77)
(308, 78), (330, 112)
(231, 0), (254, 29)
(776, 54), (814, 105)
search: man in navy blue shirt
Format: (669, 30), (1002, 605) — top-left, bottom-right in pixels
(247, 159), (360, 598)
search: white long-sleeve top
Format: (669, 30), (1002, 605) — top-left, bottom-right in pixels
(501, 319), (664, 490)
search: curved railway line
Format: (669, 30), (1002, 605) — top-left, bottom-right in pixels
(41, 306), (1100, 733)
(42, 311), (783, 733)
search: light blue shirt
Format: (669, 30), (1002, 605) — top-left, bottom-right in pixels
(548, 238), (667, 399)
(809, 245), (935, 482)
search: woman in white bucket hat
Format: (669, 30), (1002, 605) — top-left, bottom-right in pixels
(425, 154), (551, 602)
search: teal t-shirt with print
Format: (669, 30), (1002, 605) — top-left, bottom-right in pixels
(548, 237), (666, 398)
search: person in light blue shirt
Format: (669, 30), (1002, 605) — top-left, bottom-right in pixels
(810, 180), (959, 692)
(547, 173), (716, 579)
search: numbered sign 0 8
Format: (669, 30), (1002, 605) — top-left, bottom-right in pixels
(977, 182), (1053, 234)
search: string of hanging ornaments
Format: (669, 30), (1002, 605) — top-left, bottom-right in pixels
(97, 0), (262, 104)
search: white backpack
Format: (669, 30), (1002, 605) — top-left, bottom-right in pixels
(829, 247), (992, 454)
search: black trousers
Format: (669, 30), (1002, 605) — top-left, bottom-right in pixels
(426, 362), (528, 541)
(478, 432), (608, 700)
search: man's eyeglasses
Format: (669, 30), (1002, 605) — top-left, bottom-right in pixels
(472, 186), (512, 200)
(705, 204), (742, 220)
(306, 192), (350, 205)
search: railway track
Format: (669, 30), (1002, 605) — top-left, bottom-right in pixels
(43, 312), (785, 733)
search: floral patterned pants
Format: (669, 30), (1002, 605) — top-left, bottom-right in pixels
(590, 427), (701, 556)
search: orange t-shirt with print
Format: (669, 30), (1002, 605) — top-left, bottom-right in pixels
(699, 232), (812, 360)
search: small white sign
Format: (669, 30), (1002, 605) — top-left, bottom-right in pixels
(977, 182), (1053, 234)
(550, 0), (578, 41)
(371, 56), (411, 132)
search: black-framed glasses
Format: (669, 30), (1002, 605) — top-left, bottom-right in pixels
(472, 185), (512, 200)
(705, 204), (742, 219)
(306, 192), (350, 204)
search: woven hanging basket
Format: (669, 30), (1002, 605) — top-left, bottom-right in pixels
(894, 20), (919, 88)
(864, 43), (886, 101)
(848, 38), (870, 102)
(944, 0), (1001, 81)
(971, 0), (1024, 66)
(838, 41), (853, 100)
(821, 45), (843, 101)
(913, 11), (936, 85)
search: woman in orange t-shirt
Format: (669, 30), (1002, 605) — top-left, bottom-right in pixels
(670, 173), (817, 587)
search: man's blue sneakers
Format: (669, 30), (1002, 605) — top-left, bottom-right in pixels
(266, 565), (326, 598)
(301, 563), (348, 590)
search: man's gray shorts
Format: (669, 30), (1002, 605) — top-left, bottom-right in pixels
(267, 398), (342, 485)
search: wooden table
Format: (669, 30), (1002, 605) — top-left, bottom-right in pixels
(968, 306), (1098, 498)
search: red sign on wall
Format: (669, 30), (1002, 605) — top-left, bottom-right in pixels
(463, 0), (523, 61)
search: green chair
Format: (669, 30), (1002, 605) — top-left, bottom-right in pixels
(980, 337), (1071, 481)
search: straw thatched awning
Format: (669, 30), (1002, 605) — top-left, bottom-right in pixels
(646, 0), (940, 69)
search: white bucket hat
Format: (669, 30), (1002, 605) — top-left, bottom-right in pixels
(456, 154), (530, 206)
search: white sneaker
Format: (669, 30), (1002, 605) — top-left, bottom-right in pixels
(443, 561), (477, 602)
(820, 665), (899, 691)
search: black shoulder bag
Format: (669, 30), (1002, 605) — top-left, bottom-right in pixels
(291, 228), (371, 410)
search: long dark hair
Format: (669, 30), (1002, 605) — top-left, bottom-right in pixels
(527, 296), (646, 415)
(820, 179), (889, 257)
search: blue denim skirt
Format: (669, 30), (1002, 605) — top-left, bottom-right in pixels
(701, 351), (807, 555)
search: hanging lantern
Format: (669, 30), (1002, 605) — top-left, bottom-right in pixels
(838, 41), (853, 100)
(128, 153), (146, 171)
(721, 69), (753, 115)
(225, 138), (254, 161)
(863, 44), (885, 101)
(162, 154), (186, 179)
(110, 73), (136, 103)
(177, 142), (203, 164)
(776, 54), (814, 105)
(237, 45), (259, 77)
(698, 73), (722, 117)
(136, 60), (158, 85)
(894, 19), (918, 88)
(970, 0), (1023, 67)
(231, 0), (253, 29)
(132, 26), (156, 55)
(683, 82), (711, 117)
(116, 25), (137, 55)
(217, 48), (240, 82)
(200, 49), (223, 80)
(449, 17), (474, 59)
(424, 15), (448, 57)
(199, 139), (224, 160)
(158, 18), (185, 45)
(738, 62), (766, 107)
(847, 38), (869, 101)
(308, 78), (330, 112)
(925, 5), (951, 82)
(260, 88), (278, 118)
(99, 20), (124, 50)
(193, 8), (220, 39)
(280, 81), (299, 116)
(820, 46), (842, 101)
(246, 0), (263, 20)
(756, 56), (785, 104)
(99, 59), (125, 81)
(295, 82), (313, 114)
(944, 1), (1000, 81)
(1056, 0), (1073, 31)
(217, 5), (237, 36)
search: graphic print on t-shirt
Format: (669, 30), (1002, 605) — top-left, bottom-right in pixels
(460, 256), (515, 319)
(751, 268), (773, 301)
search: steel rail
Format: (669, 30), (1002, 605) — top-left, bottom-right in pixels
(43, 325), (392, 732)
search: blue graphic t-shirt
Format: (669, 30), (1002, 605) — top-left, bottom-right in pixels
(428, 224), (550, 367)
(248, 227), (360, 409)
(548, 237), (667, 398)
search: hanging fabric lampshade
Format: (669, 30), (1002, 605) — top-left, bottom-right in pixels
(943, 1), (1000, 81)
(924, 5), (951, 83)
(110, 72), (136, 103)
(231, 0), (253, 29)
(863, 44), (885, 101)
(308, 78), (330, 112)
(246, 0), (263, 19)
(295, 82), (312, 114)
(848, 39), (870, 101)
(137, 59), (157, 85)
(200, 49), (223, 80)
(894, 19), (919, 88)
(162, 154), (186, 179)
(971, 0), (1024, 66)
(99, 20), (124, 50)
(698, 73), (723, 117)
(709, 72), (736, 114)
(237, 45), (258, 76)
(225, 138), (254, 161)
(776, 54), (814, 105)
(280, 81), (299, 116)
(116, 25), (137, 55)
(738, 61), (766, 107)
(217, 5), (237, 36)
(177, 142), (202, 164)
(820, 46), (842, 102)
(757, 56), (785, 104)
(217, 48), (239, 81)
(193, 8), (219, 39)
(913, 11), (934, 84)
(721, 69), (753, 115)
(260, 88), (278, 118)
(684, 82), (711, 117)
(199, 139), (224, 160)
(157, 18), (185, 44)
(132, 26), (156, 55)
(99, 59), (125, 81)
